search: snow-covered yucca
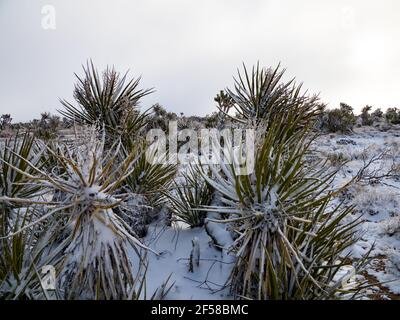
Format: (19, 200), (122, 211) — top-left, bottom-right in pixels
(202, 113), (364, 299)
(167, 165), (214, 228)
(0, 133), (50, 299)
(2, 129), (152, 299)
(201, 64), (366, 299)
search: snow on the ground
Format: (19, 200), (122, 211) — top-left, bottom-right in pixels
(128, 124), (400, 299)
(141, 220), (234, 300)
(314, 125), (400, 297)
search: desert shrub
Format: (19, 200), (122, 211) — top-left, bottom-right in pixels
(321, 103), (356, 133)
(33, 112), (61, 141)
(371, 108), (383, 119)
(167, 166), (213, 228)
(59, 61), (153, 145)
(0, 133), (42, 215)
(0, 130), (152, 299)
(147, 103), (178, 132)
(0, 133), (54, 299)
(59, 63), (177, 222)
(0, 114), (12, 131)
(361, 105), (373, 126)
(204, 112), (219, 128)
(385, 108), (400, 124)
(122, 141), (177, 213)
(202, 113), (365, 299)
(221, 63), (322, 130)
(198, 66), (368, 299)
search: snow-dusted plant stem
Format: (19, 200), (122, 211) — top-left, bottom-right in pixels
(1, 129), (153, 299)
(202, 113), (364, 299)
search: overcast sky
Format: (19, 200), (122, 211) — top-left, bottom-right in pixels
(0, 0), (399, 121)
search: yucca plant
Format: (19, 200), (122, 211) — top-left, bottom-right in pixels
(0, 133), (57, 299)
(59, 61), (153, 144)
(58, 62), (176, 238)
(122, 141), (177, 208)
(0, 207), (57, 299)
(1, 129), (153, 299)
(167, 165), (213, 228)
(0, 133), (44, 230)
(201, 112), (365, 299)
(0, 133), (42, 199)
(220, 63), (323, 129)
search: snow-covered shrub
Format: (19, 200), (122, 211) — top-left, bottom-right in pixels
(1, 130), (154, 299)
(385, 108), (400, 125)
(0, 114), (12, 128)
(33, 112), (61, 141)
(222, 63), (322, 128)
(326, 151), (350, 167)
(0, 133), (43, 226)
(167, 166), (214, 228)
(352, 185), (399, 217)
(361, 106), (374, 126)
(0, 134), (53, 299)
(0, 207), (54, 299)
(321, 103), (356, 133)
(59, 61), (153, 145)
(203, 115), (364, 299)
(58, 62), (177, 233)
(371, 108), (383, 119)
(122, 142), (176, 209)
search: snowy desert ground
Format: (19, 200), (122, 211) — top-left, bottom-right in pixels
(1, 124), (399, 300)
(136, 124), (400, 300)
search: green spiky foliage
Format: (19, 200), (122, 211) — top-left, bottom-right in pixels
(58, 62), (176, 235)
(1, 130), (153, 299)
(0, 207), (56, 299)
(201, 110), (365, 300)
(385, 107), (400, 125)
(122, 142), (177, 208)
(0, 133), (44, 227)
(167, 166), (214, 228)
(220, 63), (323, 129)
(0, 133), (55, 299)
(59, 61), (153, 144)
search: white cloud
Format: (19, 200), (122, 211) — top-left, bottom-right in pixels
(0, 0), (399, 121)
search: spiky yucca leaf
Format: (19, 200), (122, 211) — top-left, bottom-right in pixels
(1, 129), (152, 299)
(201, 113), (364, 300)
(0, 133), (43, 201)
(221, 63), (323, 129)
(59, 61), (153, 143)
(122, 141), (177, 208)
(0, 207), (58, 299)
(167, 165), (213, 228)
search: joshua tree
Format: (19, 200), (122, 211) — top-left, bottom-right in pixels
(0, 129), (152, 299)
(198, 64), (367, 299)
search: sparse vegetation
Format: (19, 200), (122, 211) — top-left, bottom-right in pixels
(385, 107), (400, 124)
(361, 105), (374, 126)
(2, 62), (399, 300)
(321, 103), (356, 133)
